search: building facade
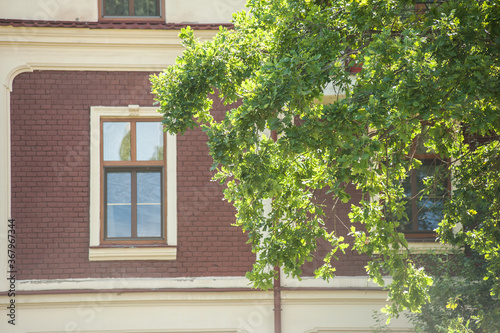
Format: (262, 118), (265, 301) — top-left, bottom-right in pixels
(1, 1), (416, 332)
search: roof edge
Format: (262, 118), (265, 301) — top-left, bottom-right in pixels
(0, 18), (234, 30)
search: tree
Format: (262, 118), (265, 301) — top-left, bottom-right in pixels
(408, 250), (500, 332)
(151, 0), (500, 321)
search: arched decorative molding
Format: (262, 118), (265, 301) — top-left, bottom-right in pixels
(4, 63), (34, 91)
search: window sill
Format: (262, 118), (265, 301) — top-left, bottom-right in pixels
(89, 246), (177, 261)
(405, 241), (456, 254)
(99, 17), (165, 22)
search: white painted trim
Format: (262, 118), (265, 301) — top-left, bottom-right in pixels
(15, 276), (254, 293)
(0, 75), (12, 290)
(305, 328), (413, 333)
(281, 276), (382, 289)
(406, 241), (456, 254)
(89, 106), (177, 259)
(14, 276), (385, 292)
(371, 242), (457, 256)
(166, 122), (177, 245)
(28, 328), (248, 333)
(0, 25), (217, 46)
(10, 290), (272, 306)
(88, 246), (177, 261)
(281, 289), (391, 306)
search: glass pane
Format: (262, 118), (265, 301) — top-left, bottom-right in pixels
(403, 159), (446, 231)
(137, 205), (161, 237)
(103, 122), (131, 161)
(134, 0), (159, 16)
(418, 199), (444, 231)
(106, 172), (132, 238)
(137, 172), (161, 203)
(136, 122), (164, 161)
(104, 0), (129, 16)
(107, 205), (132, 237)
(137, 172), (162, 237)
(417, 161), (447, 197)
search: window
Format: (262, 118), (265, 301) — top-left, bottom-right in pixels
(100, 0), (163, 19)
(89, 106), (176, 261)
(401, 133), (449, 238)
(102, 119), (165, 243)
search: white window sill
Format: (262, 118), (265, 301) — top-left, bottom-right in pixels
(89, 246), (177, 261)
(406, 241), (456, 254)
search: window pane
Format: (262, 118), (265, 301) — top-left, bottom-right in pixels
(418, 199), (444, 231)
(103, 122), (131, 161)
(107, 205), (132, 237)
(104, 0), (129, 16)
(137, 205), (161, 237)
(137, 171), (161, 203)
(403, 158), (446, 231)
(137, 172), (162, 237)
(106, 172), (132, 238)
(136, 122), (163, 161)
(134, 0), (160, 16)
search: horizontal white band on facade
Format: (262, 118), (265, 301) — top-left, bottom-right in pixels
(3, 285), (391, 308)
(305, 328), (413, 333)
(88, 246), (177, 261)
(27, 330), (249, 333)
(13, 276), (385, 293)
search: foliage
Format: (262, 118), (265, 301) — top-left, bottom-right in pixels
(151, 0), (500, 320)
(371, 310), (393, 332)
(408, 251), (500, 333)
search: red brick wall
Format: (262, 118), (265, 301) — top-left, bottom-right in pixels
(301, 185), (369, 277)
(10, 70), (368, 281)
(10, 70), (254, 280)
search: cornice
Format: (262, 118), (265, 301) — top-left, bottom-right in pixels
(0, 24), (219, 47)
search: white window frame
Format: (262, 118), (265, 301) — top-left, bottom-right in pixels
(89, 105), (177, 261)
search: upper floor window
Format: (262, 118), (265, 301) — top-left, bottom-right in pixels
(100, 0), (163, 19)
(401, 132), (449, 238)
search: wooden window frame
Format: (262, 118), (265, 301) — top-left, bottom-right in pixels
(99, 0), (165, 21)
(100, 117), (167, 245)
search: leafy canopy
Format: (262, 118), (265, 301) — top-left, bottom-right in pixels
(408, 251), (500, 333)
(151, 0), (500, 319)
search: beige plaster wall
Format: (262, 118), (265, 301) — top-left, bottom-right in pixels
(0, 0), (247, 23)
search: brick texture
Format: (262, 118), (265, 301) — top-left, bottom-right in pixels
(300, 186), (370, 277)
(10, 70), (368, 281)
(10, 70), (253, 280)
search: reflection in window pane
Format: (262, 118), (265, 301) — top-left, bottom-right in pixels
(103, 122), (131, 161)
(137, 205), (161, 237)
(104, 0), (129, 16)
(137, 172), (161, 203)
(107, 205), (132, 237)
(134, 0), (159, 16)
(402, 158), (446, 231)
(137, 172), (161, 237)
(136, 122), (163, 161)
(418, 199), (443, 231)
(106, 172), (131, 238)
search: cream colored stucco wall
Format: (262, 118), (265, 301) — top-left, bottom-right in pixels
(0, 0), (247, 23)
(0, 0), (98, 22)
(0, 276), (412, 333)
